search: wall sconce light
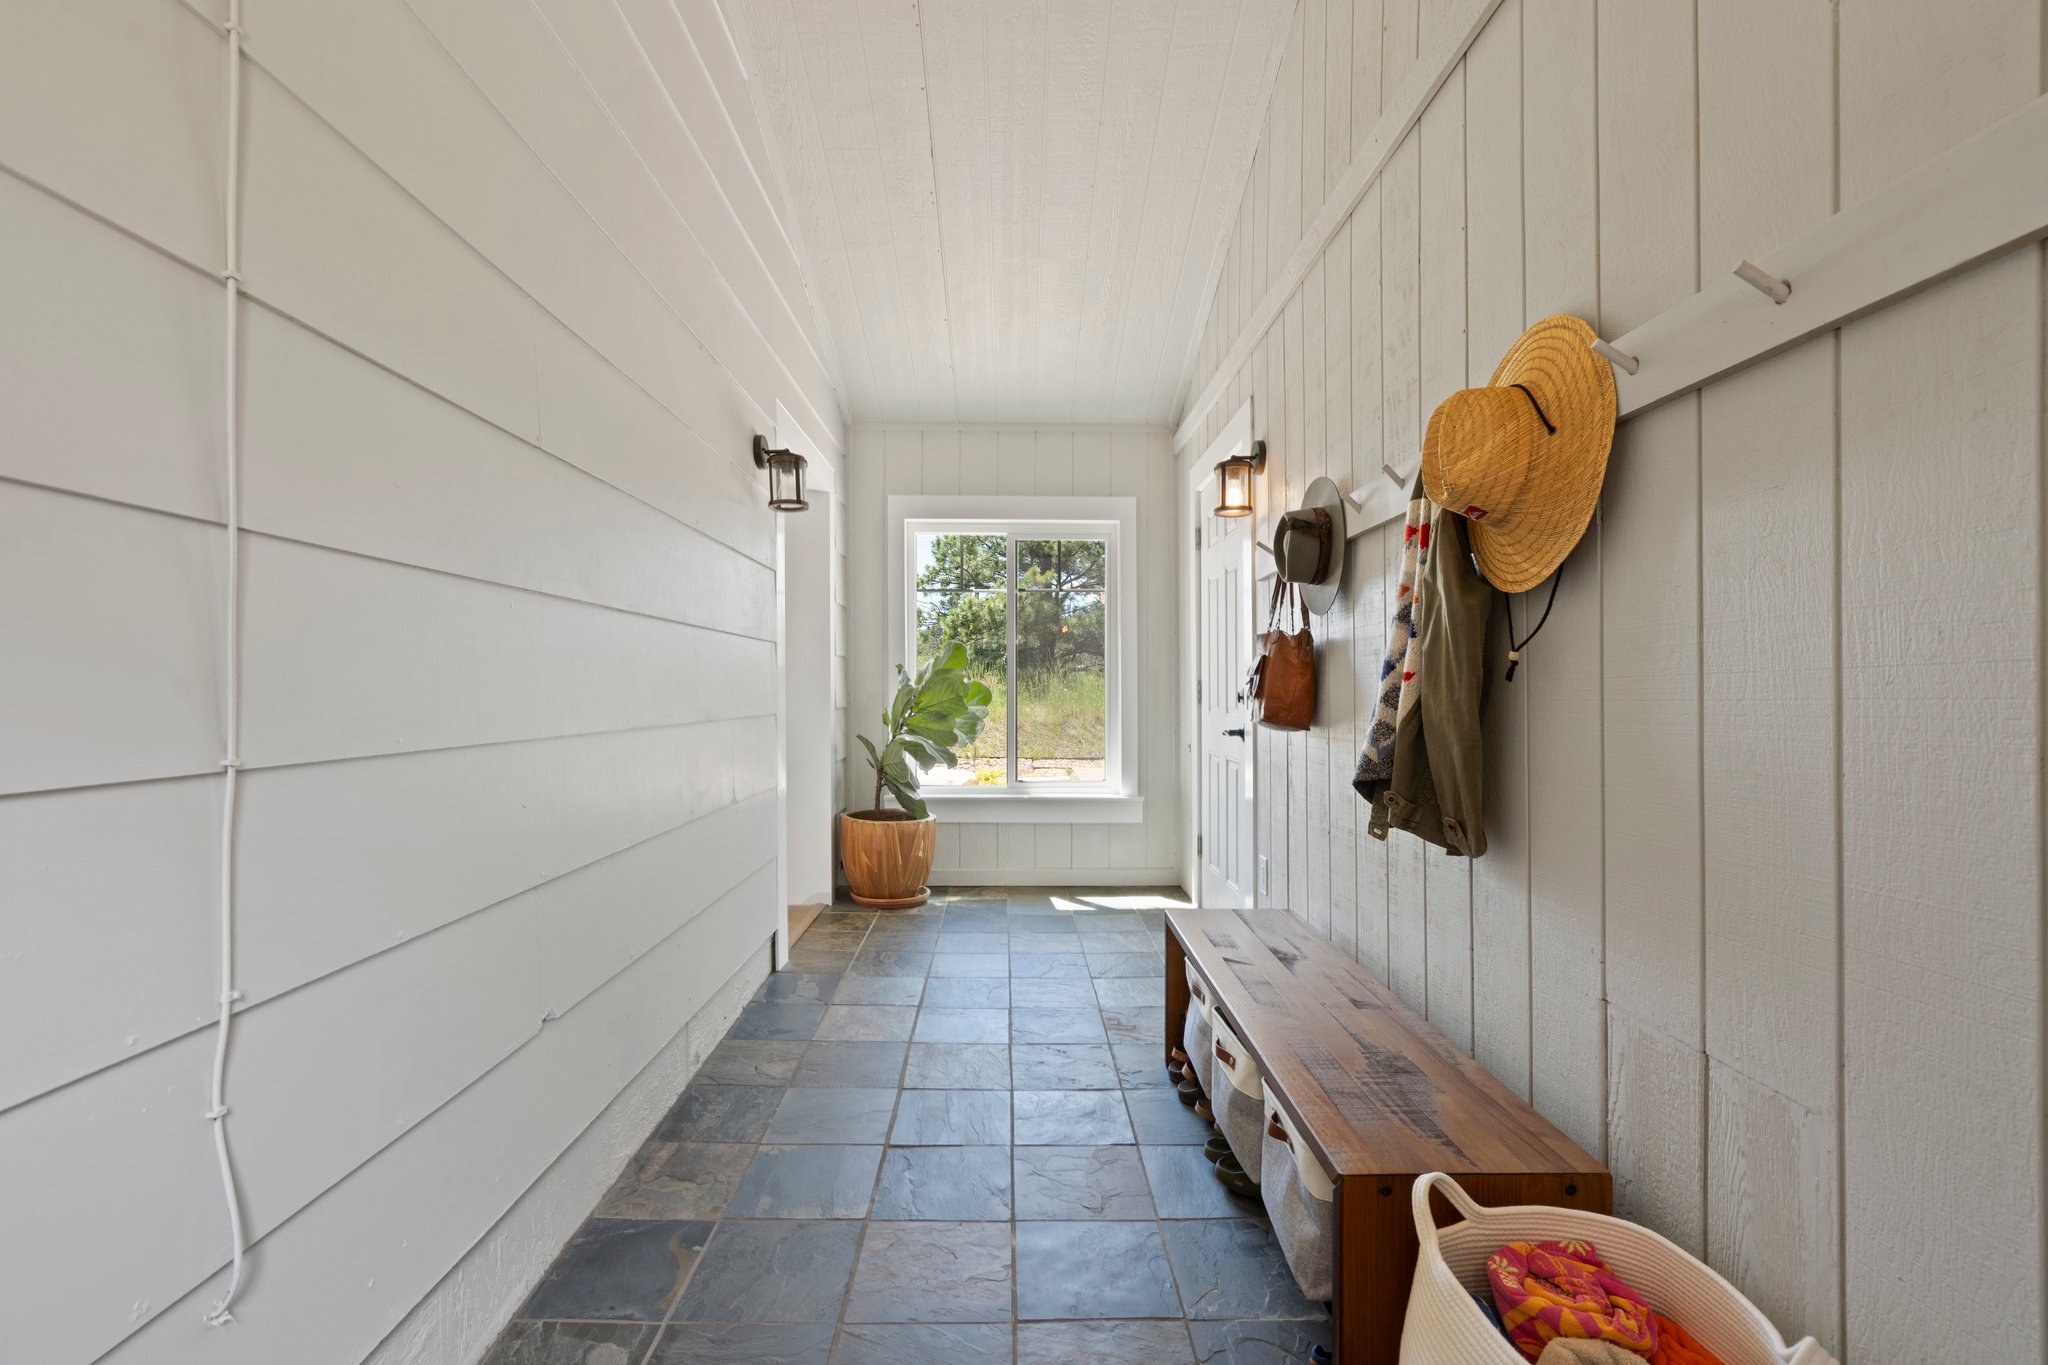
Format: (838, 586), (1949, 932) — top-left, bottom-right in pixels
(753, 435), (809, 512)
(1213, 440), (1266, 518)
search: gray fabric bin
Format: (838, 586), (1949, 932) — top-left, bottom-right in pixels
(1260, 1084), (1335, 1302)
(1211, 1012), (1264, 1182)
(1181, 974), (1216, 1095)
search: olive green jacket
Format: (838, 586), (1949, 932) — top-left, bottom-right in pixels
(1366, 504), (1493, 857)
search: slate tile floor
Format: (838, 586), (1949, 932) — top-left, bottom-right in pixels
(483, 888), (1333, 1365)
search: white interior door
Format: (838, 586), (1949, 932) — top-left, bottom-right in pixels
(774, 407), (834, 967)
(1197, 487), (1255, 908)
(782, 487), (835, 909)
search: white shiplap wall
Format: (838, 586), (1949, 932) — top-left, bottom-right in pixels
(0, 0), (841, 1361)
(843, 425), (1181, 885)
(1175, 0), (2045, 1359)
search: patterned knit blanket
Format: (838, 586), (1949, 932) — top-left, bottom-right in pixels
(1355, 487), (1431, 785)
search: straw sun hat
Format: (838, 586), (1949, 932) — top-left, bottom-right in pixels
(1420, 314), (1617, 593)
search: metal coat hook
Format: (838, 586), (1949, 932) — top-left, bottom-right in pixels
(1732, 259), (1792, 304)
(1589, 336), (1640, 375)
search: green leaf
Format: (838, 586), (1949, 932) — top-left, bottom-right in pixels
(895, 733), (946, 768)
(886, 781), (928, 821)
(856, 733), (881, 770)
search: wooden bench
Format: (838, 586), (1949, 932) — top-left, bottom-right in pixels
(1165, 907), (1611, 1365)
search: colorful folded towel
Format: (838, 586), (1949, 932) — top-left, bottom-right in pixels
(1650, 1313), (1729, 1365)
(1536, 1341), (1645, 1365)
(1487, 1240), (1659, 1362)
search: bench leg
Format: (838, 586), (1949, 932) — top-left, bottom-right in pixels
(1332, 1177), (1414, 1365)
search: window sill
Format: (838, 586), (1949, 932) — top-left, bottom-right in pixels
(918, 792), (1146, 824)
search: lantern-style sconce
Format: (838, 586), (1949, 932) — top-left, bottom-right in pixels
(1213, 440), (1266, 518)
(753, 435), (809, 512)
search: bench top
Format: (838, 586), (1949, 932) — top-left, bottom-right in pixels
(1168, 906), (1607, 1183)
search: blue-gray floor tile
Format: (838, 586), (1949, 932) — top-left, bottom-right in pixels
(647, 1322), (835, 1364)
(833, 1322), (1014, 1365)
(729, 1001), (827, 1040)
(1014, 1090), (1133, 1145)
(1186, 1318), (1334, 1362)
(1017, 1320), (1196, 1364)
(672, 1220), (861, 1323)
(1012, 1146), (1155, 1220)
(656, 1083), (782, 1143)
(903, 1042), (1009, 1089)
(1011, 1007), (1107, 1045)
(890, 1088), (1011, 1145)
(814, 1004), (919, 1042)
(1140, 1145), (1263, 1220)
(1015, 1221), (1181, 1320)
(1010, 1043), (1120, 1090)
(756, 972), (842, 1004)
(921, 976), (1010, 1008)
(913, 1007), (1010, 1043)
(833, 976), (927, 1006)
(727, 1145), (883, 1218)
(517, 1217), (713, 1321)
(792, 1041), (907, 1088)
(870, 1146), (1012, 1220)
(846, 1221), (1013, 1323)
(1162, 1220), (1321, 1320)
(482, 1321), (657, 1365)
(763, 1087), (898, 1144)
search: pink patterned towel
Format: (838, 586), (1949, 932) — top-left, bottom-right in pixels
(1487, 1239), (1658, 1362)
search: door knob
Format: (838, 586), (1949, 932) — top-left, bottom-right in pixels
(1223, 727), (1246, 738)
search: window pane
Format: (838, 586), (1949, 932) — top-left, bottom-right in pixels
(1017, 588), (1107, 784)
(1016, 537), (1106, 590)
(914, 589), (1007, 787)
(915, 532), (1005, 590)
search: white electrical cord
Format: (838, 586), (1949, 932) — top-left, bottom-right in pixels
(204, 0), (250, 1328)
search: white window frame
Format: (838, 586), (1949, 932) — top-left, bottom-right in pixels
(887, 495), (1143, 824)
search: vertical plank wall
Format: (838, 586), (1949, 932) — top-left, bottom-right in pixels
(843, 425), (1181, 885)
(1173, 0), (2046, 1358)
(0, 1), (843, 1363)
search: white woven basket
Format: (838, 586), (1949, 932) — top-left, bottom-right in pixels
(1399, 1173), (1838, 1365)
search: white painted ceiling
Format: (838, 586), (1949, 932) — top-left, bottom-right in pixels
(735, 0), (1295, 425)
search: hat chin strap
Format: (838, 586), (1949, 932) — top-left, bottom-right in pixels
(1508, 382), (1557, 433)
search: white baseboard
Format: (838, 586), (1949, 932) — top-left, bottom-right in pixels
(925, 867), (1184, 888)
(361, 938), (772, 1365)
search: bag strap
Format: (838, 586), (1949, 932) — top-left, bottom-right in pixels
(1264, 575), (1287, 633)
(1410, 1172), (1488, 1263)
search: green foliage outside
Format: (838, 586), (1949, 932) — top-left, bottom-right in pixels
(913, 534), (1108, 780)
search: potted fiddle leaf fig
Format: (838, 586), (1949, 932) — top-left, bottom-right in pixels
(841, 642), (992, 908)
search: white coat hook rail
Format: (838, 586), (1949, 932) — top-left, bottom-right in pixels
(1588, 336), (1639, 376)
(1588, 260), (1792, 379)
(1732, 259), (1793, 304)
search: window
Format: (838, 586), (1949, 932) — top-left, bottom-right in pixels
(889, 496), (1139, 815)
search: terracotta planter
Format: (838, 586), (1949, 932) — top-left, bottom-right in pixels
(839, 810), (937, 909)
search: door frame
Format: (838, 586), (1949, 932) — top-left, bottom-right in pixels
(774, 404), (836, 967)
(1181, 399), (1258, 905)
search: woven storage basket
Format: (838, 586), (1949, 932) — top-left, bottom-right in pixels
(1260, 1081), (1335, 1301)
(1210, 1012), (1265, 1182)
(1181, 974), (1216, 1096)
(1399, 1173), (1839, 1365)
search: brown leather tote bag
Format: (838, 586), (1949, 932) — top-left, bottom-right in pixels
(1249, 577), (1316, 731)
